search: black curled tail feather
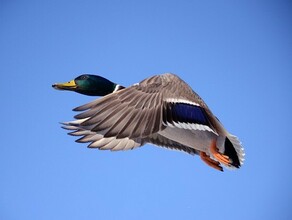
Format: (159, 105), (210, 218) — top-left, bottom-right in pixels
(224, 137), (241, 168)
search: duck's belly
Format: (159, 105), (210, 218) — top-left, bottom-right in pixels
(158, 127), (218, 153)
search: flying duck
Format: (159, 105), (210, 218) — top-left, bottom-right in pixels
(52, 73), (245, 171)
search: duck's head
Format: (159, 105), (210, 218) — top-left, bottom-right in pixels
(52, 74), (123, 96)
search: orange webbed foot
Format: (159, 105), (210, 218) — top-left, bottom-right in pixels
(210, 139), (231, 166)
(200, 151), (223, 171)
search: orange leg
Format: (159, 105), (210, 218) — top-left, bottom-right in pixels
(209, 140), (230, 166)
(200, 151), (223, 172)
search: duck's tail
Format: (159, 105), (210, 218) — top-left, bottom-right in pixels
(217, 134), (245, 169)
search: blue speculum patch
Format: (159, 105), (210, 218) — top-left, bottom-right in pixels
(170, 103), (210, 126)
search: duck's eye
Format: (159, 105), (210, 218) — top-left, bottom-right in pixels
(80, 75), (88, 80)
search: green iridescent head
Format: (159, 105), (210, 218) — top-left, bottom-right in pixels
(52, 74), (121, 96)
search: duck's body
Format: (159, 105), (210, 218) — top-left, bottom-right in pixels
(53, 73), (244, 171)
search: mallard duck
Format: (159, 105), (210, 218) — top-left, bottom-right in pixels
(53, 73), (244, 171)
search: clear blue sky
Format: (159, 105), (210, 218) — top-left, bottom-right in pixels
(1, 1), (291, 219)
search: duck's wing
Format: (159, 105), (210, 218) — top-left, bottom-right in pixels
(62, 73), (217, 151)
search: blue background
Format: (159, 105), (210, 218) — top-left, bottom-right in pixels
(1, 1), (291, 219)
